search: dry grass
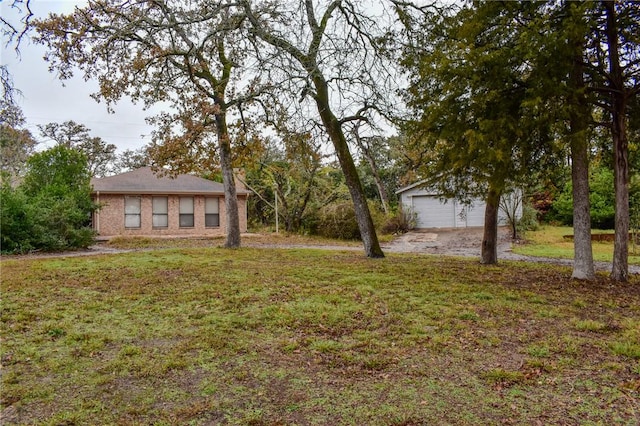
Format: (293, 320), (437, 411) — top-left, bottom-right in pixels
(1, 243), (639, 425)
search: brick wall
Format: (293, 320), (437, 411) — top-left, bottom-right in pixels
(93, 193), (248, 237)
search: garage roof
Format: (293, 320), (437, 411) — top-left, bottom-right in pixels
(395, 180), (436, 195)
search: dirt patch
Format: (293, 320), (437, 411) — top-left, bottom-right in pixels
(382, 226), (510, 257)
(383, 227), (639, 274)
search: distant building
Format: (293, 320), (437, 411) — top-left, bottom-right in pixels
(90, 167), (249, 237)
(396, 181), (520, 229)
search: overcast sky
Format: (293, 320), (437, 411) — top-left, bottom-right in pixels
(2, 0), (156, 152)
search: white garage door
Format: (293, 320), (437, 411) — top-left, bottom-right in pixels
(410, 196), (487, 228)
(411, 196), (455, 228)
(463, 202), (486, 227)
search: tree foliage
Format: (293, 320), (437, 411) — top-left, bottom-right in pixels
(551, 164), (616, 230)
(398, 1), (558, 263)
(39, 120), (117, 177)
(245, 129), (329, 232)
(1, 145), (96, 253)
(0, 102), (37, 185)
(114, 146), (151, 173)
(1, 0), (33, 105)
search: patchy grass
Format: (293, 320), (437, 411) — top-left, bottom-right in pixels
(1, 245), (639, 425)
(514, 225), (640, 265)
(104, 232), (365, 251)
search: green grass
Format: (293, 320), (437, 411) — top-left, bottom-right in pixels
(514, 225), (640, 265)
(2, 245), (639, 425)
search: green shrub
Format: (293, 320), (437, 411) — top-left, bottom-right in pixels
(550, 166), (615, 229)
(316, 200), (360, 240)
(0, 182), (36, 252)
(516, 203), (540, 236)
(314, 200), (387, 240)
(0, 146), (96, 253)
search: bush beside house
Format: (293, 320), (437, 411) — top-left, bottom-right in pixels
(1, 146), (96, 253)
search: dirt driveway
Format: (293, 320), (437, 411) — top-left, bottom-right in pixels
(382, 226), (511, 257)
(382, 227), (638, 274)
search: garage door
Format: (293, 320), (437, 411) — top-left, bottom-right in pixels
(463, 202), (486, 227)
(411, 196), (488, 228)
(411, 196), (455, 228)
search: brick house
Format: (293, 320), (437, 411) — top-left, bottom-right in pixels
(90, 167), (249, 237)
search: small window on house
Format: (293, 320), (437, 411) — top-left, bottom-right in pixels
(179, 197), (194, 227)
(205, 197), (220, 227)
(124, 196), (141, 228)
(152, 196), (168, 228)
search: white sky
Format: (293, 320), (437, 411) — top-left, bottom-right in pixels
(1, 0), (156, 152)
(1, 0), (407, 154)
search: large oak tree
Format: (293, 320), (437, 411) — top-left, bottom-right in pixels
(240, 0), (399, 258)
(35, 0), (270, 248)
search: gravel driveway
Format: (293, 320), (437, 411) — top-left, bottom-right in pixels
(384, 227), (638, 274)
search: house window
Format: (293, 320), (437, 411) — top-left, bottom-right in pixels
(179, 197), (194, 227)
(124, 196), (141, 228)
(152, 196), (168, 228)
(205, 197), (220, 227)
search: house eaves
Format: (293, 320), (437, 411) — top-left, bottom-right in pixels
(91, 167), (250, 196)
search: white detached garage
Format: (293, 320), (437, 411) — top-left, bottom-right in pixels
(396, 181), (516, 229)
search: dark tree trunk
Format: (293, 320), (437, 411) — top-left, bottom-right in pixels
(216, 110), (241, 249)
(611, 101), (629, 282)
(604, 0), (629, 282)
(481, 187), (500, 264)
(313, 78), (384, 258)
(567, 12), (595, 280)
(365, 152), (390, 215)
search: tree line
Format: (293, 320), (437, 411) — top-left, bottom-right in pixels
(1, 0), (638, 282)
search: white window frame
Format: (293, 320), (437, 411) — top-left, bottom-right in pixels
(124, 196), (141, 229)
(152, 196), (168, 228)
(179, 197), (194, 228)
(205, 197), (220, 227)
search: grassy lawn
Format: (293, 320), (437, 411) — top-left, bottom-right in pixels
(513, 226), (640, 265)
(1, 244), (639, 425)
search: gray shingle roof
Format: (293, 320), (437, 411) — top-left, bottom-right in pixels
(91, 167), (248, 195)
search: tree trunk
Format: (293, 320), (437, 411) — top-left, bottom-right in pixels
(604, 0), (629, 282)
(570, 136), (595, 280)
(215, 111), (241, 249)
(567, 10), (595, 280)
(481, 186), (500, 264)
(354, 133), (390, 214)
(366, 152), (390, 215)
(611, 102), (629, 282)
(240, 0), (383, 257)
(314, 80), (384, 258)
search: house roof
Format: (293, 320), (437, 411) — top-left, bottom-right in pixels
(91, 167), (249, 195)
